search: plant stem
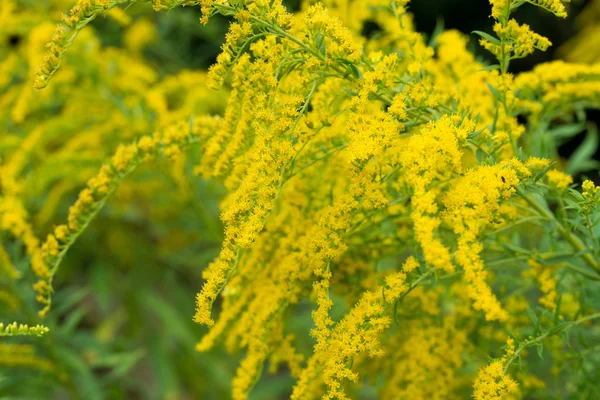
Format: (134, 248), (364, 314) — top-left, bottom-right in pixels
(503, 312), (600, 374)
(518, 190), (600, 275)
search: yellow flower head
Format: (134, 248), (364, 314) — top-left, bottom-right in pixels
(546, 169), (573, 190)
(473, 360), (519, 400)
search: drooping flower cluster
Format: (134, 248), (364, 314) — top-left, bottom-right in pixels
(473, 359), (519, 400)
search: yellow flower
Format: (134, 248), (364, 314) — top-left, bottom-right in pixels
(527, 0), (568, 18)
(546, 169), (573, 190)
(490, 0), (509, 19)
(0, 322), (49, 337)
(293, 258), (415, 399)
(525, 156), (551, 168)
(473, 360), (519, 400)
(582, 179), (599, 200)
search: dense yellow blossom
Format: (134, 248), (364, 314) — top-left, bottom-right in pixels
(473, 359), (519, 400)
(292, 257), (416, 399)
(445, 160), (531, 321)
(482, 19), (552, 60)
(582, 179), (600, 200)
(546, 169), (573, 190)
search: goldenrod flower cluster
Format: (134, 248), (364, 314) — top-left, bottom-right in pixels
(0, 322), (49, 337)
(546, 168), (573, 190)
(473, 360), (519, 400)
(1, 0), (600, 398)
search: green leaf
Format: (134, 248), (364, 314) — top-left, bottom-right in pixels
(548, 322), (570, 336)
(467, 128), (486, 140)
(536, 342), (544, 359)
(506, 328), (517, 342)
(532, 166), (551, 182)
(428, 17), (445, 48)
(58, 347), (102, 400)
(53, 287), (90, 316)
(58, 305), (90, 334)
(562, 327), (571, 345)
(510, 1), (526, 11)
(567, 126), (600, 175)
(527, 307), (538, 326)
(92, 349), (146, 380)
(314, 33), (326, 56)
(339, 59), (362, 79)
(501, 242), (529, 255)
(550, 123), (585, 143)
(475, 148), (485, 163)
(510, 105), (531, 117)
(188, 114), (195, 133)
(472, 30), (501, 46)
(144, 293), (196, 346)
(530, 192), (553, 216)
(539, 250), (591, 265)
(479, 64), (501, 72)
(568, 188), (585, 202)
(486, 83), (503, 103)
(347, 63), (361, 79)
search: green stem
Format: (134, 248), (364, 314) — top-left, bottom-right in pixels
(518, 189), (600, 275)
(503, 312), (600, 374)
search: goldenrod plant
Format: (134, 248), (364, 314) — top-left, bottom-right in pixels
(1, 0), (600, 398)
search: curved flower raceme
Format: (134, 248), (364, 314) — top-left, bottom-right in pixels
(33, 117), (220, 316)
